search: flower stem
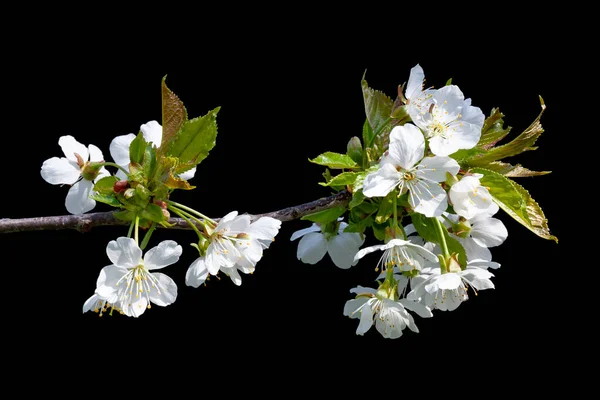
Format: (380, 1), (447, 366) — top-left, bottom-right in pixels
(127, 218), (135, 238)
(392, 191), (398, 235)
(433, 218), (450, 274)
(140, 222), (157, 250)
(100, 162), (130, 177)
(134, 215), (140, 245)
(165, 200), (216, 225)
(169, 206), (203, 238)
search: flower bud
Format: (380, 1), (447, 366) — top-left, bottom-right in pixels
(81, 161), (104, 181)
(346, 136), (363, 166)
(124, 188), (136, 199)
(113, 180), (129, 193)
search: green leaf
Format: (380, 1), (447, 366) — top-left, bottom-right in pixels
(130, 132), (147, 164)
(309, 152), (359, 169)
(450, 147), (486, 163)
(375, 191), (395, 224)
(141, 203), (167, 223)
(301, 206), (347, 224)
(143, 143), (157, 181)
(484, 161), (551, 177)
(411, 213), (467, 268)
(445, 78), (453, 86)
(94, 176), (119, 194)
(165, 107), (220, 166)
(160, 77), (187, 153)
(113, 210), (136, 222)
(362, 119), (374, 151)
(319, 172), (360, 187)
(468, 98), (546, 166)
(361, 76), (393, 147)
(89, 192), (121, 208)
(372, 222), (387, 241)
(478, 108), (512, 149)
(476, 170), (556, 242)
(164, 172), (196, 190)
(471, 166), (529, 225)
(349, 190), (365, 209)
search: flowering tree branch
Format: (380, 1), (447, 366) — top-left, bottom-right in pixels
(0, 190), (351, 234)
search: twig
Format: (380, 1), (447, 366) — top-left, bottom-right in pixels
(0, 191), (351, 234)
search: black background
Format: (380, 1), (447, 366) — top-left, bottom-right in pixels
(3, 8), (574, 391)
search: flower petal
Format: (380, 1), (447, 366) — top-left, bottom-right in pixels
(83, 294), (100, 313)
(417, 156), (460, 182)
(178, 166), (196, 181)
(106, 237), (142, 269)
(59, 135), (89, 162)
(405, 64), (425, 102)
(470, 217), (508, 248)
(40, 157), (81, 185)
(408, 180), (448, 217)
(247, 217), (281, 242)
(222, 266), (242, 286)
(65, 180), (96, 215)
(290, 223), (321, 241)
(144, 240), (182, 270)
(140, 120), (163, 146)
(399, 299), (433, 318)
(186, 257), (209, 288)
(461, 268), (495, 290)
(349, 286), (378, 296)
(460, 237), (492, 261)
(327, 232), (364, 269)
(388, 124), (425, 170)
(88, 144), (104, 162)
(123, 297), (148, 318)
(149, 272), (177, 306)
(296, 232), (328, 264)
(95, 265), (127, 298)
(353, 243), (387, 261)
(363, 163), (400, 198)
(109, 133), (135, 166)
(356, 302), (374, 335)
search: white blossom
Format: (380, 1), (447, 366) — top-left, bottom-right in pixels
(449, 173), (495, 219)
(40, 135), (109, 214)
(354, 238), (438, 272)
(362, 124), (459, 217)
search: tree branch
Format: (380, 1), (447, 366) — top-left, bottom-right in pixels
(0, 191), (352, 234)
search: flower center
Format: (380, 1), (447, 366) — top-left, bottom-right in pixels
(115, 263), (163, 311)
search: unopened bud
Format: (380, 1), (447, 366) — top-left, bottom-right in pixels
(154, 200), (167, 209)
(346, 136), (363, 166)
(447, 253), (462, 273)
(445, 172), (459, 187)
(124, 188), (135, 199)
(161, 209), (170, 219)
(113, 180), (129, 193)
(81, 161), (104, 181)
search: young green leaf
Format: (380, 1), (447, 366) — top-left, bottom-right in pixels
(349, 189), (365, 209)
(94, 176), (119, 194)
(143, 143), (157, 181)
(160, 77), (187, 153)
(477, 108), (512, 149)
(484, 161), (551, 177)
(165, 107), (220, 166)
(512, 180), (557, 242)
(89, 192), (121, 208)
(301, 206), (346, 224)
(468, 98), (546, 166)
(319, 171), (360, 187)
(141, 203), (167, 223)
(362, 119), (374, 151)
(375, 191), (395, 224)
(472, 168), (529, 225)
(361, 76), (393, 147)
(347, 136), (364, 166)
(309, 152), (359, 169)
(129, 132), (147, 165)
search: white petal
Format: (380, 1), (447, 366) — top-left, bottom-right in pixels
(397, 275), (409, 296)
(223, 266), (242, 286)
(362, 163), (400, 198)
(205, 240), (238, 274)
(106, 237), (142, 269)
(405, 64), (425, 101)
(40, 157), (81, 185)
(144, 240), (182, 270)
(468, 259), (501, 270)
(88, 144), (104, 162)
(296, 232), (328, 264)
(387, 124), (425, 170)
(356, 303), (374, 335)
(417, 156), (460, 182)
(353, 243), (387, 261)
(349, 286), (378, 296)
(123, 297), (148, 318)
(428, 136), (460, 157)
(109, 133), (135, 166)
(83, 294), (100, 313)
(95, 265), (127, 298)
(178, 167), (196, 181)
(247, 217), (281, 242)
(186, 258), (209, 288)
(140, 120), (163, 146)
(236, 239), (263, 270)
(65, 180), (96, 215)
(427, 273), (461, 291)
(327, 233), (364, 269)
(59, 135), (89, 163)
(399, 299), (433, 318)
(405, 242), (439, 263)
(290, 224), (321, 241)
(148, 272), (177, 306)
(461, 237), (492, 261)
(470, 217), (508, 248)
(462, 268), (495, 290)
(434, 86), (465, 113)
(408, 180), (448, 217)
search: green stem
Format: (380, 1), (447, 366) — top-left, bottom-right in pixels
(392, 191), (398, 235)
(140, 222), (157, 250)
(100, 162), (130, 177)
(165, 200), (216, 225)
(168, 205), (207, 231)
(169, 206), (203, 238)
(134, 215), (140, 245)
(127, 218), (135, 238)
(433, 218), (450, 274)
